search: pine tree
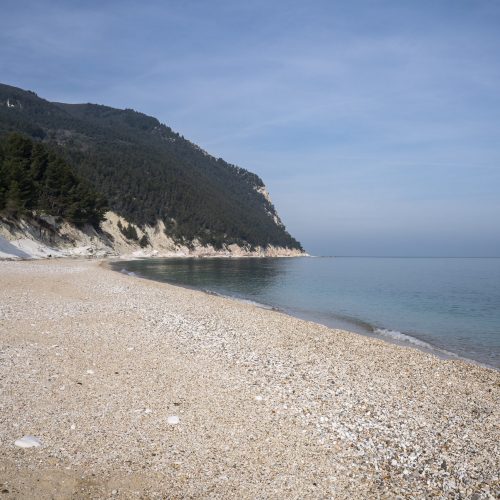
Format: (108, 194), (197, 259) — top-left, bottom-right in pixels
(139, 234), (149, 248)
(0, 133), (106, 228)
(120, 223), (138, 241)
(5, 180), (22, 215)
(0, 144), (6, 210)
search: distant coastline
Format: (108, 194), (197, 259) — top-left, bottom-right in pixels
(0, 212), (307, 261)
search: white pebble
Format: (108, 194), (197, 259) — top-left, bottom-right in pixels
(15, 436), (42, 448)
(167, 415), (180, 425)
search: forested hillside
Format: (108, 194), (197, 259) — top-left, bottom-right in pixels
(0, 133), (105, 228)
(0, 83), (303, 250)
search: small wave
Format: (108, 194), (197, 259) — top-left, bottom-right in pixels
(120, 269), (137, 277)
(234, 298), (276, 310)
(202, 289), (275, 310)
(373, 328), (496, 369)
(373, 328), (434, 349)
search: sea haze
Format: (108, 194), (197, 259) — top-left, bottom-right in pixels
(113, 257), (500, 369)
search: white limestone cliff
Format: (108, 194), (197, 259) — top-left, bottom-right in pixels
(0, 211), (306, 260)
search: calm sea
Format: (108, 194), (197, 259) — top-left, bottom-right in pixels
(112, 257), (500, 369)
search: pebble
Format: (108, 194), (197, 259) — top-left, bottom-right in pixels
(14, 436), (42, 448)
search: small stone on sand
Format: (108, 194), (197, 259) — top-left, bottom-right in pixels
(14, 436), (42, 448)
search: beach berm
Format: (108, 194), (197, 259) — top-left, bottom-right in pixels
(0, 259), (498, 498)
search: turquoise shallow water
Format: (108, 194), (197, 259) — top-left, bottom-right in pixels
(113, 257), (500, 368)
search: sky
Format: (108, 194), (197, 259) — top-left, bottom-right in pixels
(1, 0), (499, 256)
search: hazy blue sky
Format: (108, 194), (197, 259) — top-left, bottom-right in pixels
(1, 0), (499, 256)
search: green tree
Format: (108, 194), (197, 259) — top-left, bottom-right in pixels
(5, 180), (23, 215)
(139, 234), (149, 248)
(120, 223), (138, 241)
(0, 133), (106, 228)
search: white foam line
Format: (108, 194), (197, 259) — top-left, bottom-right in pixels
(203, 289), (274, 310)
(374, 328), (434, 349)
(372, 327), (496, 369)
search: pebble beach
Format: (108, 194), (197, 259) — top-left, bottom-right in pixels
(0, 259), (498, 498)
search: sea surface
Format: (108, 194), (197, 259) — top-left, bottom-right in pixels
(112, 257), (500, 369)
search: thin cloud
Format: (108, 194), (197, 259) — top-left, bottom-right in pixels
(1, 0), (499, 255)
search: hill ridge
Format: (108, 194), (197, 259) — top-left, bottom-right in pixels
(0, 82), (303, 252)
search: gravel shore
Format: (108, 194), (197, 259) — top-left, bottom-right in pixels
(0, 259), (498, 499)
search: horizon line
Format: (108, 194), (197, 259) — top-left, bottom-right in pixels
(316, 255), (500, 259)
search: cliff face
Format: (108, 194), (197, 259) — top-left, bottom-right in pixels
(0, 212), (306, 260)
